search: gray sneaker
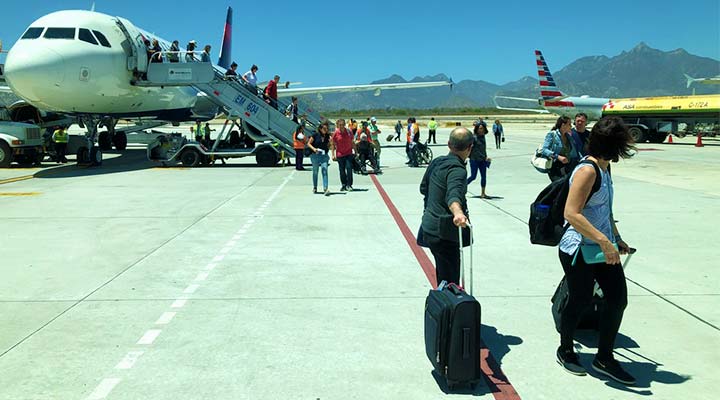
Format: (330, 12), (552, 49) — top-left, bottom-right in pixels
(556, 348), (586, 376)
(592, 357), (636, 385)
(347, 186), (354, 192)
(324, 188), (330, 196)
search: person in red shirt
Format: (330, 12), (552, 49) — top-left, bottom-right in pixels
(331, 119), (357, 191)
(264, 75), (280, 109)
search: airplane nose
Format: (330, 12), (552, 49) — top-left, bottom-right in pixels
(4, 45), (66, 103)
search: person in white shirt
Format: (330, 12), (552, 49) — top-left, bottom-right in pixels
(242, 64), (259, 93)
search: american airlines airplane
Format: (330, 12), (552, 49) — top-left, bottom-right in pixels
(1, 8), (450, 163)
(494, 50), (609, 120)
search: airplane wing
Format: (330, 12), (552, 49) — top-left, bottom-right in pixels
(276, 81), (451, 98)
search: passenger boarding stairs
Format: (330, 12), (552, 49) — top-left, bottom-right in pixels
(137, 62), (307, 157)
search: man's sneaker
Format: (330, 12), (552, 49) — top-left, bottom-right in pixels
(313, 187), (317, 194)
(340, 186), (347, 191)
(556, 348), (586, 376)
(324, 188), (330, 196)
(592, 358), (636, 385)
(347, 186), (354, 192)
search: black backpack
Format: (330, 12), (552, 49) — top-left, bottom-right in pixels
(529, 160), (601, 246)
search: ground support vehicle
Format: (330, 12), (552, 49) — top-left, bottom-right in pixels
(602, 95), (720, 143)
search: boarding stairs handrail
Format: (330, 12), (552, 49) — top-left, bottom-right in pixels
(139, 62), (306, 156)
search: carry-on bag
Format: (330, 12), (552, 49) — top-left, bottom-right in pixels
(424, 224), (482, 389)
(551, 251), (635, 333)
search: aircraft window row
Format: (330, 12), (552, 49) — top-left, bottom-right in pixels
(44, 28), (76, 39)
(20, 26), (112, 48)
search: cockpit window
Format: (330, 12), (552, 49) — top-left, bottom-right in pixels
(92, 30), (111, 48)
(78, 28), (98, 45)
(44, 28), (76, 39)
(21, 27), (44, 39)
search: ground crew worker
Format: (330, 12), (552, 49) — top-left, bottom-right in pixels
(293, 124), (307, 171)
(195, 121), (203, 142)
(204, 123), (214, 143)
(368, 117), (382, 167)
(427, 117), (438, 144)
(52, 126), (69, 163)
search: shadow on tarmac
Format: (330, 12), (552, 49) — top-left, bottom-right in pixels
(33, 149), (155, 179)
(429, 324), (523, 396)
(574, 331), (692, 395)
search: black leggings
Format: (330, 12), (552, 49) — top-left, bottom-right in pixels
(558, 248), (628, 360)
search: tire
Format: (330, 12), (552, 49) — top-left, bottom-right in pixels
(113, 132), (128, 150)
(424, 147), (433, 164)
(0, 141), (12, 168)
(648, 132), (667, 144)
(90, 147), (103, 166)
(180, 148), (201, 167)
(628, 127), (645, 143)
(76, 146), (89, 164)
(255, 147), (278, 167)
(98, 131), (112, 151)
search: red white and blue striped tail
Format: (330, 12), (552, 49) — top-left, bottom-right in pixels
(535, 50), (565, 100)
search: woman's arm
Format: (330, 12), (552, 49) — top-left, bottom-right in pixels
(540, 131), (557, 158)
(564, 166), (621, 264)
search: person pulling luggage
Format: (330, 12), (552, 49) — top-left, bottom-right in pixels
(419, 127), (473, 285)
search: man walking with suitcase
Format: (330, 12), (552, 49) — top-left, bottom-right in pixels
(419, 127), (473, 285)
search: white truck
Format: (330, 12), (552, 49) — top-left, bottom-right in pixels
(0, 113), (44, 168)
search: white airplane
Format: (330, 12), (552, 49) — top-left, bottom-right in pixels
(1, 8), (450, 161)
(494, 50), (609, 120)
(684, 74), (720, 88)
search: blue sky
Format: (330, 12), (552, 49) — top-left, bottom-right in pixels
(1, 0), (718, 86)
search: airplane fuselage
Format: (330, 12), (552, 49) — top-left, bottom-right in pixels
(541, 96), (609, 120)
(4, 10), (200, 119)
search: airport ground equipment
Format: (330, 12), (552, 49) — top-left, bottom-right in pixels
(147, 119), (282, 167)
(0, 96), (43, 167)
(137, 62), (312, 166)
(602, 95), (720, 143)
(0, 120), (43, 167)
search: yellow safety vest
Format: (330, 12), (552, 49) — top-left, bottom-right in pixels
(53, 129), (69, 143)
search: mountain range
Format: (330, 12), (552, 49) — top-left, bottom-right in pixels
(300, 43), (720, 111)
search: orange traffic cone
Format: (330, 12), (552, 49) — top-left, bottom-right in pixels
(696, 133), (704, 147)
(667, 134), (673, 144)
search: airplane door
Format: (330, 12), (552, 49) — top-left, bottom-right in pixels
(115, 17), (148, 73)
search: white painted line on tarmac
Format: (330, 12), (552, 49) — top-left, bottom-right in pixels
(220, 247), (231, 254)
(225, 240), (236, 247)
(155, 311), (177, 325)
(232, 235), (243, 241)
(171, 299), (187, 308)
(87, 377), (121, 400)
(115, 351), (144, 370)
(204, 263), (217, 271)
(212, 255), (225, 262)
(183, 284), (199, 294)
(195, 272), (209, 281)
(137, 329), (162, 345)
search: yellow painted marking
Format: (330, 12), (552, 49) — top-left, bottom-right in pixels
(0, 192), (41, 196)
(0, 175), (34, 185)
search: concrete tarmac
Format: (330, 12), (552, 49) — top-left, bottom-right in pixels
(0, 122), (718, 399)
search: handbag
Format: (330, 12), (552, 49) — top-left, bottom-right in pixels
(531, 145), (553, 173)
(573, 243), (619, 265)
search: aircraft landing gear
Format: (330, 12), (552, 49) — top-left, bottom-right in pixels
(78, 116), (104, 166)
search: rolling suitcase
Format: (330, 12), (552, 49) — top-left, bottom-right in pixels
(424, 224), (482, 389)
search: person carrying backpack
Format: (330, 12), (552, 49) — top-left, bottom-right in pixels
(555, 116), (637, 385)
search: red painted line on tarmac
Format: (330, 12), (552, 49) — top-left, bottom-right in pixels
(370, 175), (522, 400)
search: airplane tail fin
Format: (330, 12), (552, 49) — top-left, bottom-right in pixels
(217, 6), (233, 69)
(684, 73), (695, 89)
(535, 50), (565, 99)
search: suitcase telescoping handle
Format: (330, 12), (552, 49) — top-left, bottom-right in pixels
(458, 223), (473, 295)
